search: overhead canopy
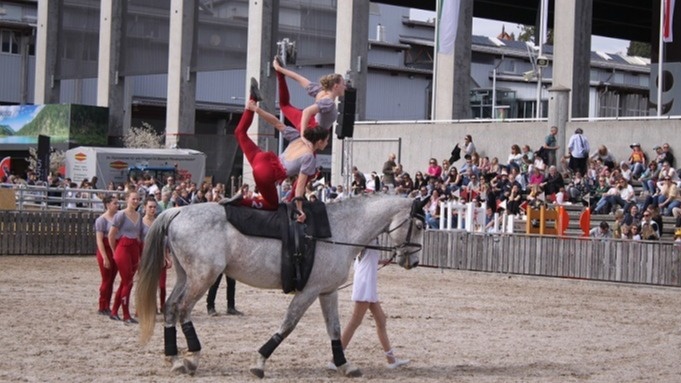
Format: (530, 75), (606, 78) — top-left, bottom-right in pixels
(373, 0), (653, 43)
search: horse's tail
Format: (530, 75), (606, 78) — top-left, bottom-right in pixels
(136, 208), (181, 345)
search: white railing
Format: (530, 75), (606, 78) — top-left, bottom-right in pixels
(1, 183), (121, 212)
(437, 200), (516, 233)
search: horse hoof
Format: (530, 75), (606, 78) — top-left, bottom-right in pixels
(338, 362), (362, 377)
(249, 353), (267, 379)
(183, 351), (200, 375)
(170, 358), (187, 374)
(249, 367), (265, 379)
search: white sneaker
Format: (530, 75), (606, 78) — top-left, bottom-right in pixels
(387, 358), (410, 369)
(326, 361), (337, 371)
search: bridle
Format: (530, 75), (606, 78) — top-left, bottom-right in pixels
(307, 212), (423, 262)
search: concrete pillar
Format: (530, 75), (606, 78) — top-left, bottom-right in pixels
(432, 0), (473, 120)
(19, 34), (31, 104)
(547, 85), (570, 160)
(166, 0), (198, 149)
(243, 0), (279, 186)
(35, 0), (61, 104)
(552, 0), (592, 118)
(97, 0), (127, 143)
(331, 0), (370, 187)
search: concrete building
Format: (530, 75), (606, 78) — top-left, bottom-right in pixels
(0, 0), (663, 184)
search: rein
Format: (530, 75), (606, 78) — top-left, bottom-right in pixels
(304, 216), (422, 257)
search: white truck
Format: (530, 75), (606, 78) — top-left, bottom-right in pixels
(65, 146), (207, 188)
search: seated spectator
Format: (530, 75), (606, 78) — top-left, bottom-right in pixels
(590, 145), (616, 169)
(623, 204), (642, 228)
(425, 158), (442, 181)
(643, 176), (679, 216)
(639, 161), (660, 196)
(528, 166), (545, 189)
(619, 162), (632, 182)
(590, 221), (613, 239)
(507, 144), (523, 172)
(620, 223), (631, 239)
(506, 184), (522, 215)
(628, 143), (647, 180)
(539, 166), (564, 196)
(593, 178), (634, 215)
(657, 143), (675, 168)
(424, 189), (441, 229)
(351, 171), (367, 195)
(444, 167), (463, 193)
(460, 155), (478, 177)
(566, 171), (590, 204)
(631, 224), (642, 240)
(640, 210), (660, 240)
(440, 159), (451, 179)
(589, 176), (611, 207)
(657, 161), (678, 187)
(478, 156), (491, 174)
(413, 171), (426, 191)
(489, 157), (501, 175)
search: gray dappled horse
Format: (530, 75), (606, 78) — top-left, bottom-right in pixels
(136, 195), (423, 378)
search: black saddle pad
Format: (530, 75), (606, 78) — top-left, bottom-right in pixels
(222, 200), (331, 294)
(222, 200), (331, 239)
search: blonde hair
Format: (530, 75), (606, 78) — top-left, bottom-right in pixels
(319, 73), (343, 91)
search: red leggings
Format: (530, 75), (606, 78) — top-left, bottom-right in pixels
(159, 267), (167, 312)
(276, 71), (318, 130)
(96, 238), (117, 312)
(111, 237), (141, 320)
(235, 107), (287, 210)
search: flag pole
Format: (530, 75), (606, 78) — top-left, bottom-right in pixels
(657, 0), (665, 117)
(431, 0), (441, 120)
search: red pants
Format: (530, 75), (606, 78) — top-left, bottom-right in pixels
(96, 238), (117, 312)
(276, 71), (318, 130)
(159, 267), (167, 312)
(235, 108), (287, 210)
(111, 237), (141, 320)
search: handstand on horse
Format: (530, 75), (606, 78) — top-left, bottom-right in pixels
(135, 195), (424, 378)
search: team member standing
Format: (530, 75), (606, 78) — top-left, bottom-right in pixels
(206, 274), (242, 316)
(94, 195), (119, 316)
(272, 57), (346, 134)
(333, 239), (410, 370)
(141, 197), (171, 313)
(108, 191), (143, 324)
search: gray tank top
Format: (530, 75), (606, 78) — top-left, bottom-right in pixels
(305, 82), (338, 130)
(279, 126), (317, 177)
(94, 215), (113, 234)
(112, 210), (143, 240)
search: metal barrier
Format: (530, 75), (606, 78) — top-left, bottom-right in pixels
(1, 183), (122, 212)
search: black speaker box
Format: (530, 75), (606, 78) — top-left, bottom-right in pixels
(336, 86), (356, 139)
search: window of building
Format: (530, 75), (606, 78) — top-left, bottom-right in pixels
(1, 30), (20, 54)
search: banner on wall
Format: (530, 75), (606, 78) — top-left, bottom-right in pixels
(0, 156), (10, 180)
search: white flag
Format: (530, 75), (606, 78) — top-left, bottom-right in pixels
(437, 0), (460, 54)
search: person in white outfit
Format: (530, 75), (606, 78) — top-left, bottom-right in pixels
(330, 239), (410, 370)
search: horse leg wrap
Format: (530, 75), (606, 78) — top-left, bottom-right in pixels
(331, 339), (347, 367)
(164, 326), (178, 356)
(258, 333), (283, 358)
(181, 321), (201, 352)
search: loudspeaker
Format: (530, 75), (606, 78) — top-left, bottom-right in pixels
(335, 86), (356, 139)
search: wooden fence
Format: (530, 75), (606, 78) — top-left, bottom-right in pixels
(2, 210), (680, 287)
(0, 211), (97, 255)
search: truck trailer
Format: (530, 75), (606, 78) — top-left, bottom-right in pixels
(65, 146), (207, 188)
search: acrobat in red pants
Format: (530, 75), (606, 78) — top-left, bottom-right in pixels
(96, 237), (117, 313)
(275, 70), (318, 131)
(234, 106), (287, 211)
(111, 237), (141, 320)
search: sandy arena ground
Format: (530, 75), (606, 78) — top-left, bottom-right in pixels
(1, 255), (680, 382)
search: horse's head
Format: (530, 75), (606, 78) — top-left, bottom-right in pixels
(387, 199), (425, 270)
